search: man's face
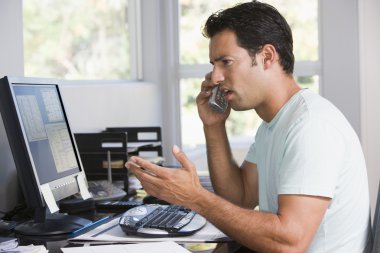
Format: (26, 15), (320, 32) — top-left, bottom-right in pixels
(209, 30), (267, 111)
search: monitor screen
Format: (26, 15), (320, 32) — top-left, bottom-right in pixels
(0, 76), (93, 238)
(13, 84), (80, 184)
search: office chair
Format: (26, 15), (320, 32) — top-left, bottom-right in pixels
(372, 181), (380, 253)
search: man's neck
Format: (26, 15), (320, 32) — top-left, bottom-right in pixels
(256, 76), (301, 123)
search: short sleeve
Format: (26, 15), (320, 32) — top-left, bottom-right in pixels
(245, 142), (257, 164)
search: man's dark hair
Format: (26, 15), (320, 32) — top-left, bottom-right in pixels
(202, 1), (294, 74)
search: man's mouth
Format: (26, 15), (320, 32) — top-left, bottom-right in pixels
(222, 88), (232, 99)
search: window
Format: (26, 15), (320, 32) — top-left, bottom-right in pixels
(23, 0), (132, 80)
(179, 0), (319, 171)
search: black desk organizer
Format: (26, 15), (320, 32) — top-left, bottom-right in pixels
(74, 127), (163, 193)
(104, 127), (166, 205)
(74, 132), (129, 190)
(104, 127), (163, 159)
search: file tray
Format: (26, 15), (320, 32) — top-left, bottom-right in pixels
(104, 127), (163, 158)
(74, 132), (128, 182)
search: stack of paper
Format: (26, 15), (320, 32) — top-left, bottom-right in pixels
(0, 236), (17, 252)
(1, 236), (49, 253)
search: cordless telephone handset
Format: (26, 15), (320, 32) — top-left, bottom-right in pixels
(208, 86), (228, 113)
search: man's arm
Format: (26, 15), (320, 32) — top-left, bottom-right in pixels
(126, 148), (330, 253)
(193, 190), (330, 253)
(203, 123), (258, 208)
(197, 72), (258, 208)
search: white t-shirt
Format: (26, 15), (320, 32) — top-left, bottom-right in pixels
(245, 89), (371, 252)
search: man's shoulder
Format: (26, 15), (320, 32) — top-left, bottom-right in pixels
(289, 89), (347, 126)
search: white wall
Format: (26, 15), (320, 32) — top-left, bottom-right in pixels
(0, 0), (24, 77)
(59, 82), (162, 133)
(359, 0), (380, 217)
(320, 0), (360, 134)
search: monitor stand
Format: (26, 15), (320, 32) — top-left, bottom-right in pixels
(14, 207), (93, 240)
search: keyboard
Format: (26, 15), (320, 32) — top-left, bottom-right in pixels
(88, 180), (127, 202)
(119, 204), (206, 237)
(199, 175), (214, 192)
(96, 199), (143, 212)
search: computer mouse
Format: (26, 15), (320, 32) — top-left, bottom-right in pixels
(142, 195), (170, 205)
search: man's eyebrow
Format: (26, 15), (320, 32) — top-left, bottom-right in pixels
(210, 55), (228, 65)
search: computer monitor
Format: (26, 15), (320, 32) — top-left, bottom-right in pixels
(0, 76), (93, 238)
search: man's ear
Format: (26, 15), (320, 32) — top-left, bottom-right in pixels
(261, 44), (277, 68)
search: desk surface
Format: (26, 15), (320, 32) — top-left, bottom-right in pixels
(12, 209), (243, 253)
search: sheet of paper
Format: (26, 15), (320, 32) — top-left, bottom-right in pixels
(40, 184), (59, 213)
(69, 216), (229, 244)
(77, 173), (92, 200)
(61, 241), (190, 253)
(3, 244), (48, 253)
(45, 123), (77, 173)
(0, 236), (18, 251)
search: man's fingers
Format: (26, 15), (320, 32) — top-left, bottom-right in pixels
(126, 160), (157, 177)
(126, 156), (173, 178)
(172, 145), (196, 172)
(125, 160), (162, 194)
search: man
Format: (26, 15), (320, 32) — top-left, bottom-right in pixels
(126, 1), (371, 252)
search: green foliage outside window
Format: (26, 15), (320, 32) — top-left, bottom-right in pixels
(23, 0), (130, 80)
(180, 0), (318, 65)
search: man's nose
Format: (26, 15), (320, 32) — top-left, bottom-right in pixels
(211, 67), (225, 85)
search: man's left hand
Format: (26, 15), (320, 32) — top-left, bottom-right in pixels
(125, 145), (203, 207)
